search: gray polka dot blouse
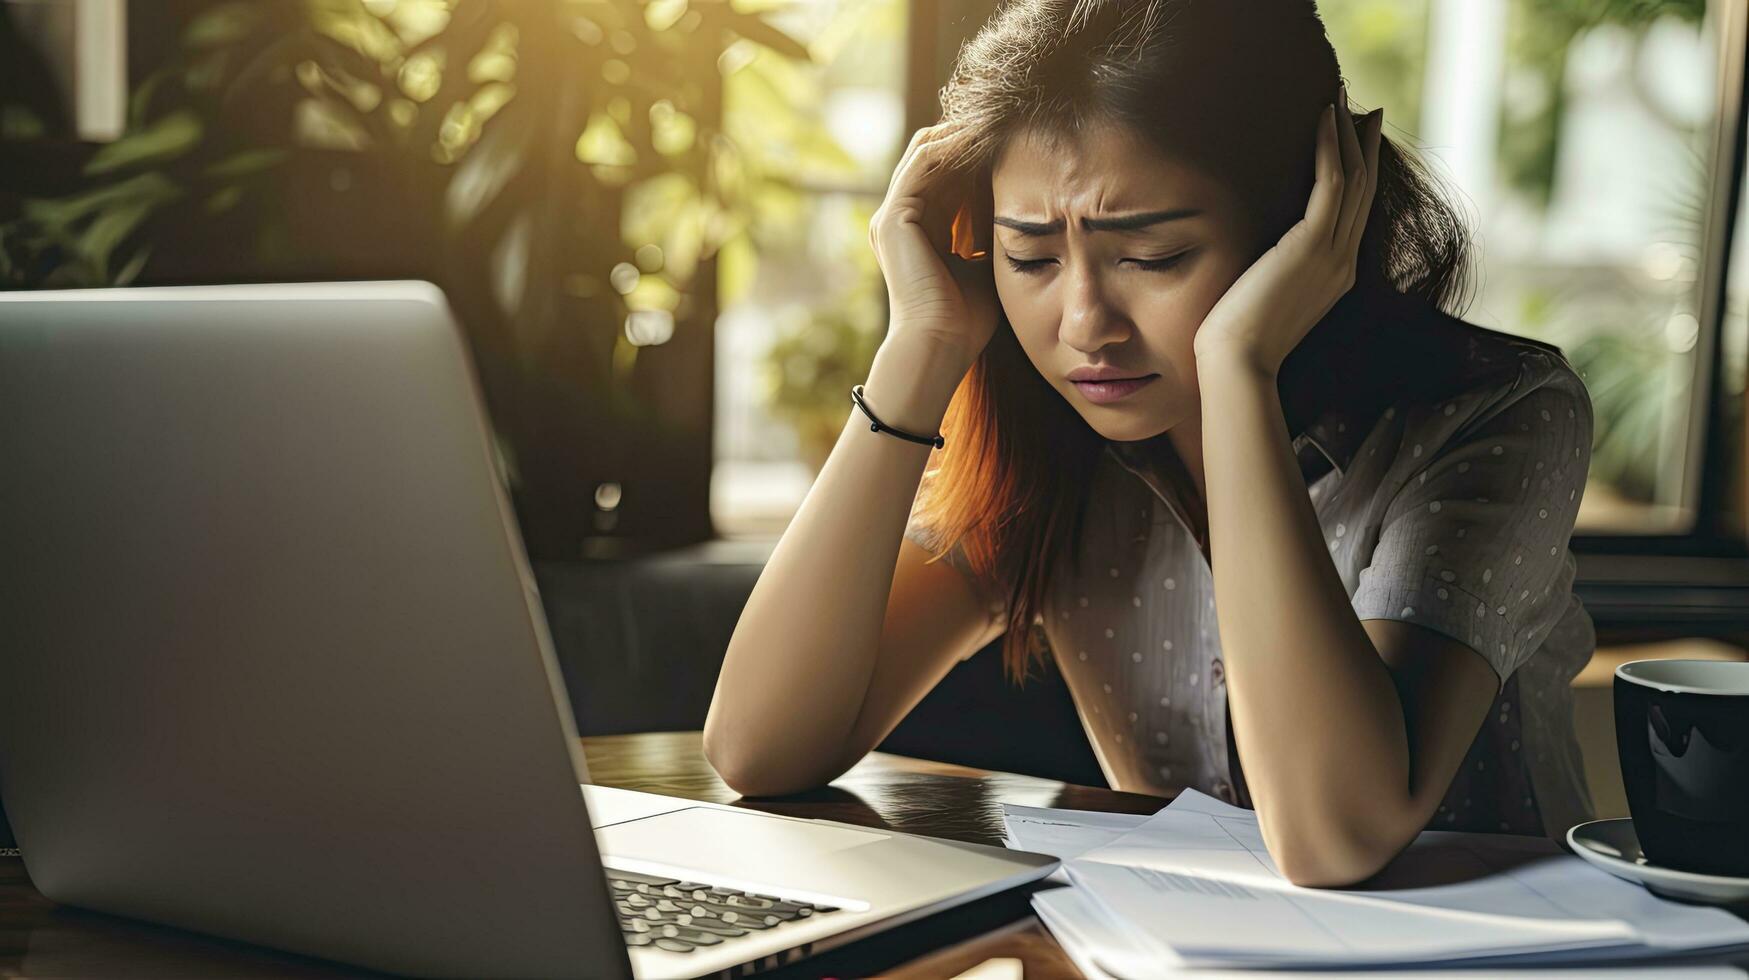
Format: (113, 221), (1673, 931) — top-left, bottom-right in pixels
(907, 343), (1597, 840)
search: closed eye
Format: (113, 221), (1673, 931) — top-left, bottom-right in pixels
(1002, 256), (1054, 274)
(1001, 251), (1195, 275)
(1125, 251), (1195, 272)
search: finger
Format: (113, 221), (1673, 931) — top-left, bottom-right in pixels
(882, 125), (974, 234)
(915, 145), (976, 242)
(885, 127), (933, 197)
(1334, 85), (1361, 178)
(1304, 104), (1344, 244)
(886, 119), (970, 197)
(877, 126), (941, 248)
(1333, 87), (1367, 247)
(876, 155), (978, 267)
(1347, 109), (1384, 254)
(878, 196), (958, 306)
(875, 121), (971, 249)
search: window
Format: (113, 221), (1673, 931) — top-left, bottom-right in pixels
(709, 0), (908, 537)
(712, 0), (1748, 546)
(7, 1), (1743, 563)
(1323, 0), (1744, 538)
(1718, 125), (1748, 542)
(1, 0), (127, 142)
(6, 1), (847, 556)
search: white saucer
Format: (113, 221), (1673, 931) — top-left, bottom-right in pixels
(1568, 817), (1749, 905)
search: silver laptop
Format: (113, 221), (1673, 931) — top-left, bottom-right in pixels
(0, 281), (1058, 978)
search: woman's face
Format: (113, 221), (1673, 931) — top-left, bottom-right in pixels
(990, 120), (1258, 442)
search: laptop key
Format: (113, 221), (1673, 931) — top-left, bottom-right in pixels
(724, 894), (785, 910)
(683, 920), (750, 938)
(608, 870), (679, 887)
(607, 870), (842, 951)
(718, 910), (778, 930)
(660, 926), (725, 947)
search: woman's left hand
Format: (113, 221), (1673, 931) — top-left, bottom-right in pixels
(1192, 89), (1384, 379)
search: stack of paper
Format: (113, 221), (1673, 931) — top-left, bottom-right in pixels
(1001, 790), (1749, 979)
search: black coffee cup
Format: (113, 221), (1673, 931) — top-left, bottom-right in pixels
(1614, 659), (1749, 877)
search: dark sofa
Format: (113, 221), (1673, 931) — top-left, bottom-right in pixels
(533, 540), (1108, 788)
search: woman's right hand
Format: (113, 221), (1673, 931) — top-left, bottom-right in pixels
(868, 121), (1000, 373)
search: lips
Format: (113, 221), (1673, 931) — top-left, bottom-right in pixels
(1070, 373), (1158, 405)
(1066, 365), (1149, 383)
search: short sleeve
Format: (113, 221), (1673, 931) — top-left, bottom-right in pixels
(1351, 354), (1593, 686)
(904, 512), (1010, 633)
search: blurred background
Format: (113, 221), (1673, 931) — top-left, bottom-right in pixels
(2, 0), (1746, 817)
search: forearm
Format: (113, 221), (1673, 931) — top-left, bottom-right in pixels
(1198, 354), (1411, 884)
(704, 334), (968, 795)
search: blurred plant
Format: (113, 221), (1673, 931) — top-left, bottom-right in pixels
(720, 0), (906, 470)
(760, 280), (883, 472)
(0, 0), (825, 552)
(1318, 0), (1431, 136)
(1520, 129), (1712, 507)
(1566, 327), (1674, 502)
(1, 1), (805, 350)
(0, 5), (71, 142)
(1500, 0), (1706, 208)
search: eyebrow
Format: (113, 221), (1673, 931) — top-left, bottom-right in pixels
(992, 208), (1203, 236)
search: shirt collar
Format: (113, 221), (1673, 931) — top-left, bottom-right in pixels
(1290, 404), (1367, 483)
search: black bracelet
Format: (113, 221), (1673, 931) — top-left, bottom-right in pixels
(850, 384), (945, 449)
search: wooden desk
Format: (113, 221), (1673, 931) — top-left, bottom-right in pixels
(0, 731), (1167, 977)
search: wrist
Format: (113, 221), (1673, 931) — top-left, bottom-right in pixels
(860, 333), (972, 434)
(881, 324), (982, 379)
(1194, 343), (1279, 388)
(851, 384), (943, 448)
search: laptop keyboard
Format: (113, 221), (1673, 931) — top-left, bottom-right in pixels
(606, 868), (840, 954)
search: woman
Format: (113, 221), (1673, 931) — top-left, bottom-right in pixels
(704, 0), (1596, 888)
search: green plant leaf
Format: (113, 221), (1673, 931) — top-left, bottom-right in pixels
(79, 201), (158, 277)
(113, 247), (153, 286)
(126, 70), (174, 132)
(203, 148), (288, 179)
(444, 115), (529, 228)
(22, 173), (182, 229)
(721, 11), (812, 62)
(84, 110), (205, 176)
(183, 2), (265, 49)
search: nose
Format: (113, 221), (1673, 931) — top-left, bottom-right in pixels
(1058, 261), (1131, 355)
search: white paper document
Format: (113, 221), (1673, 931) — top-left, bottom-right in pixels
(1032, 885), (1177, 979)
(1033, 884), (1745, 980)
(1005, 790), (1749, 973)
(1000, 804), (1150, 860)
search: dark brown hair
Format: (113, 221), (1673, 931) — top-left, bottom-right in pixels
(909, 0), (1556, 680)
